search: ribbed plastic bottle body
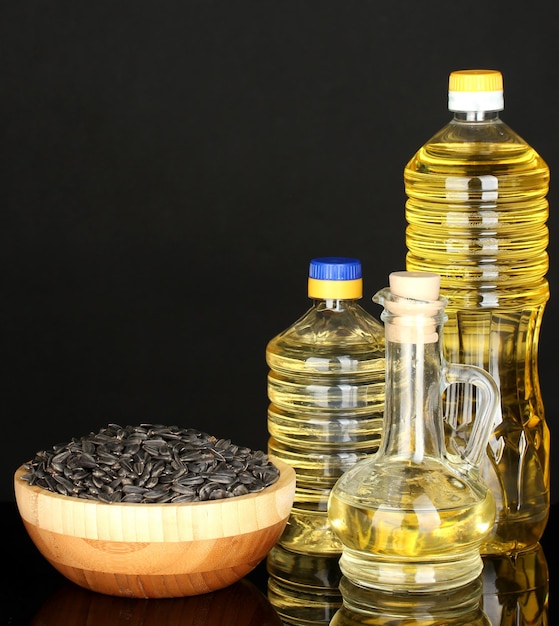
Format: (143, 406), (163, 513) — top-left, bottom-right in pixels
(404, 115), (550, 555)
(267, 300), (385, 555)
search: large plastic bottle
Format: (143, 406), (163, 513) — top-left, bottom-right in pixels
(404, 69), (550, 555)
(266, 256), (385, 555)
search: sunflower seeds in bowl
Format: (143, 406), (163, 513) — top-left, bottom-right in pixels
(20, 423), (280, 503)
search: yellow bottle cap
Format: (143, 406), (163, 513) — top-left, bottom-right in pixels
(449, 69), (503, 93)
(448, 69), (504, 113)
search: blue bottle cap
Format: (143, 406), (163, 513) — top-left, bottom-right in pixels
(309, 257), (362, 281)
(308, 258), (363, 299)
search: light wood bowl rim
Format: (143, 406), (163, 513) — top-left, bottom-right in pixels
(14, 456), (296, 542)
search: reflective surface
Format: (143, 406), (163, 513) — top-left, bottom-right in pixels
(330, 576), (491, 625)
(31, 578), (283, 626)
(266, 543), (550, 625)
(481, 543), (549, 625)
(267, 543), (343, 624)
(3, 501), (556, 624)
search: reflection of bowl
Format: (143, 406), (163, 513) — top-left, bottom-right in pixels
(32, 578), (283, 626)
(14, 458), (295, 598)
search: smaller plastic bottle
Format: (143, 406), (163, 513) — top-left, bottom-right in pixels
(266, 257), (385, 556)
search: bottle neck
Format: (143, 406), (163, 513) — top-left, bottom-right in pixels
(381, 335), (445, 462)
(377, 294), (447, 463)
(312, 298), (357, 311)
(452, 110), (501, 122)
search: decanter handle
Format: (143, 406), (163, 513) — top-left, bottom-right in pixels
(444, 363), (500, 468)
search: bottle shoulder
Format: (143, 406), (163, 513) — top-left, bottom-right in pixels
(267, 301), (385, 352)
(406, 118), (549, 170)
(429, 118), (525, 144)
(404, 120), (549, 183)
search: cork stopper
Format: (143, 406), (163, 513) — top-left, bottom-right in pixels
(389, 271), (440, 301)
(383, 271), (443, 344)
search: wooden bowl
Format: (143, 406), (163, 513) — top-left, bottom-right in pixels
(14, 458), (295, 599)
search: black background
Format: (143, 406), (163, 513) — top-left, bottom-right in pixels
(3, 2), (559, 503)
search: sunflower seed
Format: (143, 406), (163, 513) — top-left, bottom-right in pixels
(20, 423), (280, 503)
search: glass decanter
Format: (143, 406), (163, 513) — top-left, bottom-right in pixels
(328, 271), (499, 592)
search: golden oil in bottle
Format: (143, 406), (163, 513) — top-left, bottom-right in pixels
(404, 70), (550, 554)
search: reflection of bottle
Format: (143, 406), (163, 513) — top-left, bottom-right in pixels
(329, 272), (498, 592)
(330, 576), (491, 625)
(267, 257), (385, 555)
(267, 544), (342, 625)
(404, 69), (550, 555)
(481, 543), (549, 625)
